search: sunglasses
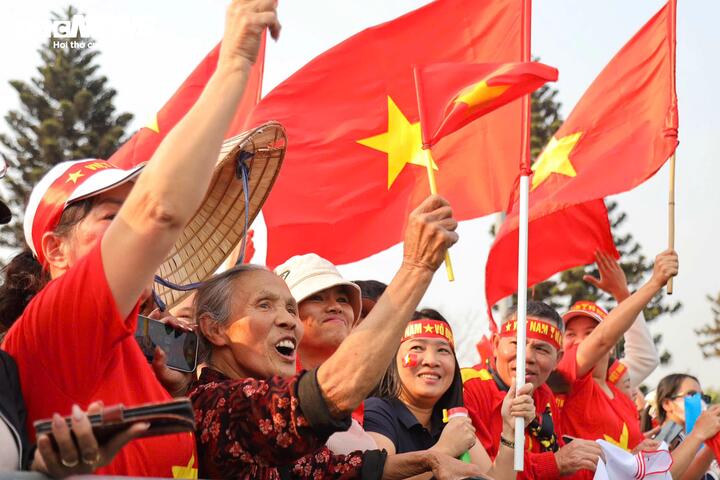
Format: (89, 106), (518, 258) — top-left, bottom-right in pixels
(672, 391), (712, 404)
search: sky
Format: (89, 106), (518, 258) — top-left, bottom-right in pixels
(2, 0), (719, 390)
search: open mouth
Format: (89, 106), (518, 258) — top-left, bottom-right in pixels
(418, 373), (441, 381)
(274, 338), (297, 360)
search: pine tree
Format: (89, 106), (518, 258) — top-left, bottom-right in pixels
(496, 81), (681, 364)
(0, 5), (133, 251)
(696, 292), (720, 358)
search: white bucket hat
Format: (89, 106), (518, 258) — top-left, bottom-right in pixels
(274, 253), (362, 325)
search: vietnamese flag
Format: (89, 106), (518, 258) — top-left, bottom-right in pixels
(485, 0), (678, 310)
(415, 62), (558, 147)
(110, 36), (266, 169)
(251, 0), (526, 267)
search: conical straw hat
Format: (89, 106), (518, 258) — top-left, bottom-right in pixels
(155, 121), (286, 308)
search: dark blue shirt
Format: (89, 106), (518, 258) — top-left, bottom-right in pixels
(363, 397), (445, 453)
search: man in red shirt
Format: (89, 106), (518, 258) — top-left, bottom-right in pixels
(463, 301), (602, 479)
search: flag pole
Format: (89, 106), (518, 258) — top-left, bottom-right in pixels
(424, 149), (455, 281)
(514, 0), (532, 471)
(666, 153), (676, 294)
(666, 0), (678, 295)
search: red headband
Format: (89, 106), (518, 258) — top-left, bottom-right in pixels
(499, 316), (562, 351)
(607, 359), (628, 385)
(401, 319), (455, 350)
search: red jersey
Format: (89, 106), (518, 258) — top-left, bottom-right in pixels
(461, 366), (563, 480)
(3, 243), (197, 478)
(556, 344), (642, 451)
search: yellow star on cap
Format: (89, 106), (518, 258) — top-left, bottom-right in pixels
(146, 113), (160, 134)
(531, 132), (582, 190)
(357, 96), (437, 189)
(424, 324), (435, 333)
(603, 423), (630, 451)
(66, 170), (84, 184)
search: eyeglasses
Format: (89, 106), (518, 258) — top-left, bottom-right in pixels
(672, 391), (712, 404)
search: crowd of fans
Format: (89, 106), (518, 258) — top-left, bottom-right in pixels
(0, 1), (717, 479)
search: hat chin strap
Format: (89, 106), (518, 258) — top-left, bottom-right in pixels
(151, 152), (252, 311)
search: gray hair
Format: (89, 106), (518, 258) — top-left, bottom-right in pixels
(194, 264), (267, 362)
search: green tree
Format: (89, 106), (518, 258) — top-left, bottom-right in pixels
(495, 83), (681, 364)
(695, 292), (720, 358)
(0, 5), (132, 251)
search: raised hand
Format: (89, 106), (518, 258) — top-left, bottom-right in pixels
(218, 0), (281, 73)
(648, 249), (679, 290)
(583, 250), (630, 301)
(402, 195), (459, 274)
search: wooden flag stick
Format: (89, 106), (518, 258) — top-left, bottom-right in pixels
(424, 149), (455, 282)
(667, 153), (676, 294)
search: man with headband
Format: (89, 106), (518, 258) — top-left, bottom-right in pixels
(462, 301), (603, 479)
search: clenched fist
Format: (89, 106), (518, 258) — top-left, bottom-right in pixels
(402, 195), (459, 274)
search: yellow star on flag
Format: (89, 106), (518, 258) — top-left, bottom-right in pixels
(424, 324), (435, 333)
(531, 132), (582, 190)
(146, 113), (160, 134)
(357, 96), (437, 189)
(454, 81), (510, 113)
(66, 170), (84, 184)
(603, 423), (630, 451)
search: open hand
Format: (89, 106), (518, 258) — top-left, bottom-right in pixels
(555, 438), (604, 475)
(583, 250), (630, 301)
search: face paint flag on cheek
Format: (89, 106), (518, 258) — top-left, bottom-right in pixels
(402, 353), (418, 368)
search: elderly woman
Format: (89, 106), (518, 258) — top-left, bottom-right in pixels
(363, 313), (535, 480)
(654, 374), (720, 479)
(0, 1), (280, 475)
(188, 196), (486, 479)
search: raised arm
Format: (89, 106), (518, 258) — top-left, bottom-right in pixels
(582, 251), (659, 385)
(317, 195), (458, 416)
(576, 250), (678, 377)
(103, 0), (281, 317)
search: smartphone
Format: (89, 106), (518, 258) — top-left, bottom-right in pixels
(134, 315), (198, 373)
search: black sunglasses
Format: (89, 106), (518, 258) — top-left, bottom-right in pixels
(672, 391), (712, 404)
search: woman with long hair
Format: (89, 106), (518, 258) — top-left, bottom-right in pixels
(363, 312), (535, 480)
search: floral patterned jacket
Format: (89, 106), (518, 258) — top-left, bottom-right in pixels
(189, 367), (386, 479)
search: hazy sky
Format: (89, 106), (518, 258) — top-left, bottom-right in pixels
(2, 0), (719, 390)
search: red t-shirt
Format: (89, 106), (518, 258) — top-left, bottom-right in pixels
(556, 344), (642, 451)
(461, 366), (563, 480)
(2, 243), (197, 478)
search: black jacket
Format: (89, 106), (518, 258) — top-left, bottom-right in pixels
(0, 349), (32, 470)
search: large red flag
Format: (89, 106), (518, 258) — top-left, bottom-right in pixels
(110, 36), (266, 169)
(485, 0), (678, 311)
(250, 0), (526, 267)
(415, 62), (558, 147)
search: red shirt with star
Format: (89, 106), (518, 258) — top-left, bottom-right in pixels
(556, 344), (642, 451)
(462, 366), (563, 480)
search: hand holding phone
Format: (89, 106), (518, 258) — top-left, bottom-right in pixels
(135, 315), (198, 373)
